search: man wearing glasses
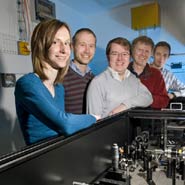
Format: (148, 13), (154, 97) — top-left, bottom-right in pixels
(86, 37), (153, 118)
(128, 36), (169, 109)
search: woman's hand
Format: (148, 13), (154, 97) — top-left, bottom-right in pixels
(91, 114), (101, 121)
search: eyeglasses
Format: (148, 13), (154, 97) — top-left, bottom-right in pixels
(109, 51), (130, 58)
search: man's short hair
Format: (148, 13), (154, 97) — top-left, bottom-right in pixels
(106, 37), (131, 56)
(154, 41), (171, 56)
(72, 28), (96, 45)
(132, 36), (154, 51)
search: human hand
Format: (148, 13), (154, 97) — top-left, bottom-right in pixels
(168, 93), (175, 100)
(92, 114), (101, 121)
(109, 104), (127, 116)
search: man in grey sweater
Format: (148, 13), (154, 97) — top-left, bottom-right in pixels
(86, 37), (153, 118)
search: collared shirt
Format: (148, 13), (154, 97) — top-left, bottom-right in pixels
(128, 62), (169, 109)
(86, 67), (153, 118)
(108, 67), (130, 82)
(70, 60), (92, 77)
(128, 63), (151, 79)
(63, 60), (94, 114)
(161, 68), (185, 97)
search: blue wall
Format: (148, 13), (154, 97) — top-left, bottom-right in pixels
(52, 0), (185, 82)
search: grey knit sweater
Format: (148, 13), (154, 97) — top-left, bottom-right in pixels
(86, 68), (153, 118)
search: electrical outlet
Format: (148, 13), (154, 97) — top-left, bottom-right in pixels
(1, 73), (16, 87)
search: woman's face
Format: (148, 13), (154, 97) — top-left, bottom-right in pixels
(48, 26), (71, 69)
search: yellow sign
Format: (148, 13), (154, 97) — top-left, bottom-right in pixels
(17, 41), (30, 55)
(131, 2), (160, 30)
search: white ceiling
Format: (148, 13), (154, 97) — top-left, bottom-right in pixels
(60, 0), (150, 15)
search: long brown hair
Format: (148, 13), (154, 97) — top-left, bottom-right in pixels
(31, 19), (71, 84)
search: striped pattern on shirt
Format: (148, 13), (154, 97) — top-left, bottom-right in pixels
(63, 67), (94, 114)
(161, 68), (185, 97)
